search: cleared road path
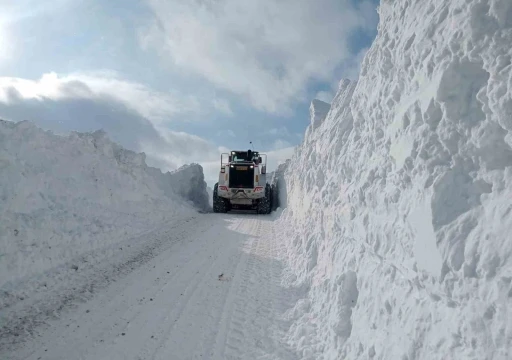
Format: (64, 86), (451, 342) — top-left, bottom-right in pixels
(3, 213), (299, 360)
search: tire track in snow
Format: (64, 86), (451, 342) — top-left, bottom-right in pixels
(209, 217), (262, 359)
(134, 215), (253, 360)
(1, 215), (208, 359)
(125, 218), (245, 359)
(211, 216), (298, 360)
(5, 214), (300, 360)
(60, 215), (229, 360)
(192, 217), (260, 360)
(89, 223), (213, 352)
(128, 239), (221, 360)
(144, 218), (248, 360)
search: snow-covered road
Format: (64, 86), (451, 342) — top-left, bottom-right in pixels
(3, 213), (299, 360)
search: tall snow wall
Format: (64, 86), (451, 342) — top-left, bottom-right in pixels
(0, 120), (209, 290)
(270, 159), (291, 211)
(278, 0), (512, 359)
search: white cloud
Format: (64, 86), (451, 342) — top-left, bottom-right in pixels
(267, 126), (303, 143)
(0, 72), (202, 125)
(0, 30), (7, 59)
(0, 0), (76, 67)
(212, 98), (233, 116)
(272, 139), (292, 150)
(268, 127), (289, 137)
(142, 0), (378, 114)
(265, 146), (296, 171)
(341, 47), (370, 80)
(217, 129), (236, 137)
(314, 90), (334, 104)
(0, 18), (15, 65)
(140, 127), (227, 172)
(314, 46), (370, 103)
(0, 1), (50, 24)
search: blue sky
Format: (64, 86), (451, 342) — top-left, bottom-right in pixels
(0, 0), (379, 185)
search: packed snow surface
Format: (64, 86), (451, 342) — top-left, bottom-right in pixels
(1, 214), (301, 360)
(276, 0), (512, 359)
(0, 119), (208, 301)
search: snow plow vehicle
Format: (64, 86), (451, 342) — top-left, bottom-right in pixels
(213, 150), (273, 214)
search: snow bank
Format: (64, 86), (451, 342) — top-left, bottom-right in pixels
(270, 159), (291, 211)
(0, 120), (207, 293)
(166, 164), (210, 212)
(278, 0), (512, 359)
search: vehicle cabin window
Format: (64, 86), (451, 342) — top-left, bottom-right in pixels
(233, 154), (245, 162)
(232, 152), (259, 163)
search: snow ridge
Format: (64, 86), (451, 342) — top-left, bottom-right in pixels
(0, 120), (208, 294)
(278, 0), (512, 359)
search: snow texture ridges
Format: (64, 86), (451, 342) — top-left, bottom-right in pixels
(277, 0), (512, 359)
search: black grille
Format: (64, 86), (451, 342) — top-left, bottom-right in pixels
(229, 165), (254, 188)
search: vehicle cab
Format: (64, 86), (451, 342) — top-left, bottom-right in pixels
(217, 150), (268, 200)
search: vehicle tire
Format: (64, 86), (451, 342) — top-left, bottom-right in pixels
(271, 183), (278, 211)
(213, 183), (228, 213)
(257, 184), (272, 214)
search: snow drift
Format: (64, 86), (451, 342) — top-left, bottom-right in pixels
(277, 0), (512, 359)
(0, 120), (209, 293)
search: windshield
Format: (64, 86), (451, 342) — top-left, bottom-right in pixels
(232, 152), (247, 162)
(232, 151), (260, 162)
